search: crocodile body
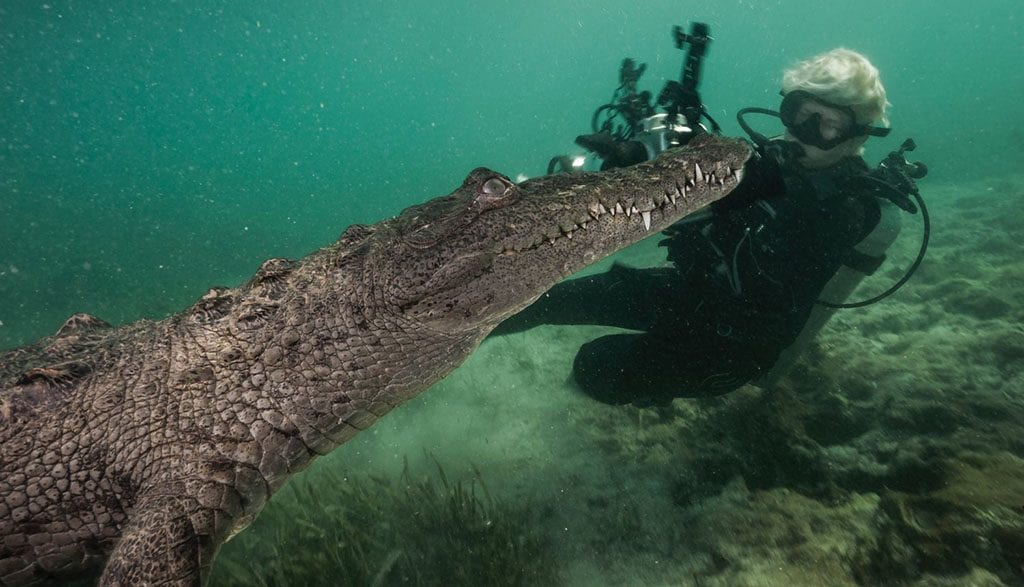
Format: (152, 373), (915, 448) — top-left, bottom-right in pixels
(0, 135), (749, 585)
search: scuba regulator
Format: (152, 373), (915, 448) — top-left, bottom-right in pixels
(822, 138), (930, 308)
(737, 99), (930, 308)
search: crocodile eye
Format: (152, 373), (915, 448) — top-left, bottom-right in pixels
(480, 177), (511, 196)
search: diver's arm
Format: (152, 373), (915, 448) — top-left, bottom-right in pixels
(709, 145), (787, 213)
(574, 132), (648, 170)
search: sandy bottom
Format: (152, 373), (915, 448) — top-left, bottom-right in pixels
(216, 172), (1024, 586)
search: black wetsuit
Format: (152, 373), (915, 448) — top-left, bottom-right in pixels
(493, 150), (881, 405)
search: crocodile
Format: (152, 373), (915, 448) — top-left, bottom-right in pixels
(0, 134), (749, 585)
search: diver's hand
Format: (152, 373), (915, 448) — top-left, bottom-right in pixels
(575, 132), (647, 169)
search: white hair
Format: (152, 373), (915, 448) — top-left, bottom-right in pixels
(781, 48), (889, 126)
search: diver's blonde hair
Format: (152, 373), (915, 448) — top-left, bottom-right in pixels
(781, 48), (889, 126)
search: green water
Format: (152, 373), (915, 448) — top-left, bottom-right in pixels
(2, 2), (1024, 585)
(1, 0), (1019, 348)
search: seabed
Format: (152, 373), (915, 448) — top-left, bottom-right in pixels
(214, 173), (1024, 586)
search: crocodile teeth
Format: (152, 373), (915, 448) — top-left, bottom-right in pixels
(614, 202), (625, 215)
(666, 186), (679, 205)
(629, 205), (639, 217)
(641, 210), (652, 231)
(694, 162), (704, 184)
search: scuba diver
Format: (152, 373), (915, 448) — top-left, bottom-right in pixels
(495, 31), (928, 407)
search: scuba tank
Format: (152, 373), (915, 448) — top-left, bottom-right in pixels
(757, 198), (902, 387)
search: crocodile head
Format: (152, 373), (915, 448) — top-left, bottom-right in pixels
(353, 134), (750, 336)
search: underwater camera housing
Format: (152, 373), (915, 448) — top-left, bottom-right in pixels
(548, 21), (720, 173)
(657, 21), (713, 138)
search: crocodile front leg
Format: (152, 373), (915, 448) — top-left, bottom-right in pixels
(99, 493), (213, 587)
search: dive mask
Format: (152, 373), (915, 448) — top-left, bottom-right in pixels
(779, 90), (890, 150)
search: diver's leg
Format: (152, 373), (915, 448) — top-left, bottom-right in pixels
(571, 330), (769, 405)
(492, 264), (679, 335)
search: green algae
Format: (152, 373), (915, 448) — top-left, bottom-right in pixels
(210, 459), (557, 586)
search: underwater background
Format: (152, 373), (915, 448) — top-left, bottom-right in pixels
(2, 0), (1022, 585)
